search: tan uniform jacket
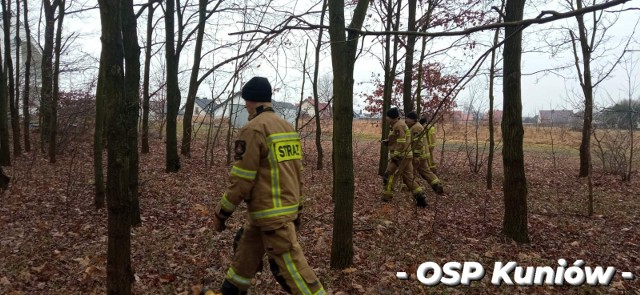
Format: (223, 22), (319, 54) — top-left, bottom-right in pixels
(388, 119), (412, 158)
(410, 123), (428, 159)
(426, 126), (436, 148)
(215, 108), (303, 229)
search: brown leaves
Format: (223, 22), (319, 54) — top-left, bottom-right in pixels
(2, 132), (639, 294)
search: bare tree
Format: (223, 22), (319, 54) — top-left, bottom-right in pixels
(0, 0), (11, 165)
(97, 0), (131, 292)
(564, 0), (632, 177)
(40, 0), (58, 155)
(487, 0), (504, 190)
(501, 0), (529, 243)
(310, 0), (327, 170)
(22, 0), (31, 152)
(13, 0), (22, 155)
(463, 85), (489, 174)
(49, 0), (66, 163)
(2, 0), (20, 156)
(327, 0), (369, 269)
(140, 0), (157, 154)
(93, 50), (106, 209)
(180, 0), (222, 158)
(401, 0), (417, 114)
(122, 0), (141, 226)
(377, 0), (402, 176)
(164, 0), (181, 172)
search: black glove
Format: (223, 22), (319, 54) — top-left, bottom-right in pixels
(293, 213), (302, 229)
(293, 205), (303, 229)
(391, 156), (401, 165)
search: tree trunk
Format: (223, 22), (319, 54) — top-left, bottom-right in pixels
(501, 0), (529, 243)
(165, 0), (181, 172)
(141, 0), (155, 154)
(377, 0), (401, 176)
(13, 0), (22, 155)
(40, 0), (56, 155)
(0, 5), (10, 165)
(295, 41), (309, 131)
(180, 0), (207, 157)
(415, 37), (427, 115)
(22, 0), (31, 152)
(94, 52), (106, 209)
(311, 0), (327, 170)
(2, 0), (19, 157)
(487, 1), (504, 190)
(122, 0), (141, 226)
(0, 166), (8, 190)
(401, 0), (416, 114)
(225, 102), (234, 165)
(575, 0), (593, 178)
(328, 0), (369, 269)
(49, 0), (65, 163)
(98, 0), (134, 293)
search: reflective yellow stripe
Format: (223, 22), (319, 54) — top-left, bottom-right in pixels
(249, 203), (299, 220)
(226, 267), (251, 286)
(267, 132), (300, 143)
(313, 289), (326, 295)
(220, 193), (236, 212)
(385, 175), (395, 193)
(231, 165), (257, 180)
(396, 139), (407, 143)
(268, 146), (282, 207)
(266, 132), (301, 208)
(283, 252), (313, 295)
(412, 187), (423, 194)
(431, 179), (441, 185)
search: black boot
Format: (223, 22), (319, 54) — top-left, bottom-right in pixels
(432, 183), (444, 195)
(218, 279), (247, 295)
(413, 192), (427, 208)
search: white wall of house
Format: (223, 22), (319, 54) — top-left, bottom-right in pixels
(274, 106), (297, 126)
(213, 95), (249, 128)
(0, 19), (44, 118)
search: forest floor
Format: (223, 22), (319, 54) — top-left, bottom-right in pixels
(0, 130), (638, 294)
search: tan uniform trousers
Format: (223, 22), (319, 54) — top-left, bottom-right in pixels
(384, 157), (422, 198)
(225, 222), (326, 295)
(427, 147), (437, 173)
(414, 157), (441, 186)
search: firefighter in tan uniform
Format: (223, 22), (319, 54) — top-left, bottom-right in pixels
(407, 111), (444, 195)
(380, 107), (427, 207)
(420, 116), (438, 174)
(203, 77), (326, 295)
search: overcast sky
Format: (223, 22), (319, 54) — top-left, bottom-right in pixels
(62, 0), (640, 117)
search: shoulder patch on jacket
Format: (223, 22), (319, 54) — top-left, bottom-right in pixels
(234, 140), (246, 160)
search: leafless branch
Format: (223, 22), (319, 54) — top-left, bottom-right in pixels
(230, 0), (630, 38)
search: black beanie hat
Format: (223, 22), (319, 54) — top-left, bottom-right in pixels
(386, 107), (400, 119)
(241, 77), (272, 102)
(406, 111), (418, 120)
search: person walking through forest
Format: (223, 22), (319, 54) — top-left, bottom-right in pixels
(407, 111), (444, 195)
(380, 107), (427, 207)
(420, 116), (438, 174)
(202, 77), (326, 295)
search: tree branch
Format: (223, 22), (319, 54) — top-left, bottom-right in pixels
(229, 0), (630, 38)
